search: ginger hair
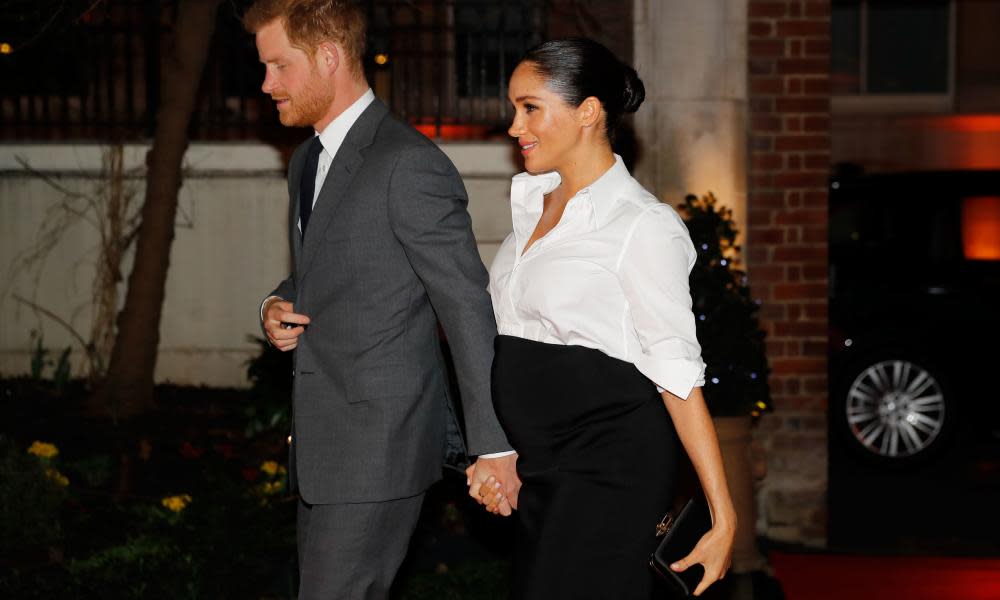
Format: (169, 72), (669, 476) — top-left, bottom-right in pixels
(244, 0), (366, 71)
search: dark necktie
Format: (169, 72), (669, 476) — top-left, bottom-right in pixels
(299, 136), (324, 235)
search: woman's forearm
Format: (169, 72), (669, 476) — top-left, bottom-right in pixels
(662, 387), (737, 529)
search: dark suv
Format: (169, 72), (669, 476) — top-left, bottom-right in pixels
(829, 170), (1000, 466)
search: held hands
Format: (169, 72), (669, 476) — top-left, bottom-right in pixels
(465, 454), (520, 517)
(263, 299), (310, 351)
(670, 510), (737, 596)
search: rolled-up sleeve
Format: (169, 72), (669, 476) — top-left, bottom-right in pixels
(617, 205), (706, 400)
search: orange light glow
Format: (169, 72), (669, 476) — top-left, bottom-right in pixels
(413, 123), (492, 140)
(903, 115), (1000, 133)
(961, 196), (1000, 260)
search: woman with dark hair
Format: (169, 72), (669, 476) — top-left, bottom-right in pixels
(471, 38), (737, 598)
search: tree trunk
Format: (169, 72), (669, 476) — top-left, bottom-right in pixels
(92, 0), (222, 419)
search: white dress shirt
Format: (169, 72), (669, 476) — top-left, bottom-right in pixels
(489, 155), (706, 401)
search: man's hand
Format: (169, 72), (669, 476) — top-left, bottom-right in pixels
(263, 299), (310, 351)
(465, 454), (520, 516)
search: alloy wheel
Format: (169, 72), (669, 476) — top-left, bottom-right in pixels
(845, 359), (946, 458)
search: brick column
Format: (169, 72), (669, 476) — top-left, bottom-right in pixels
(746, 0), (831, 546)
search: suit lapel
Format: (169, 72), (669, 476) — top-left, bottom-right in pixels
(299, 99), (389, 276)
(288, 143), (307, 273)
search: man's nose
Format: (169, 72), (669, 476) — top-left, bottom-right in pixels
(261, 69), (275, 94)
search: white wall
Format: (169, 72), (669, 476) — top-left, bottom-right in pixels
(0, 141), (518, 387)
(633, 0), (749, 237)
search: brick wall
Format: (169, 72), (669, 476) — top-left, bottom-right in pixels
(746, 0), (831, 546)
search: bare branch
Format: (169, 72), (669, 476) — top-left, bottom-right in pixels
(6, 0), (107, 54)
(14, 156), (90, 200)
(6, 143), (140, 382)
(12, 293), (91, 355)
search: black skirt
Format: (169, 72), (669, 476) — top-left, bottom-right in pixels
(492, 335), (679, 599)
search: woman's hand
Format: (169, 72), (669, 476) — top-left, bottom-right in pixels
(670, 513), (737, 596)
(474, 473), (521, 515)
(478, 475), (506, 514)
(465, 455), (520, 516)
(660, 387), (738, 596)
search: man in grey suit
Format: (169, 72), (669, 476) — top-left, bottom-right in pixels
(245, 1), (518, 597)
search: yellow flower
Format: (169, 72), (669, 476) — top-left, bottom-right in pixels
(260, 460), (279, 476)
(161, 494), (192, 513)
(45, 467), (69, 487)
(28, 441), (59, 459)
(258, 479), (286, 496)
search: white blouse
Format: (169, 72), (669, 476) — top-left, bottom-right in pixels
(489, 155), (706, 400)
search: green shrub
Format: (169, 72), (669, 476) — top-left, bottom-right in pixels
(0, 435), (65, 561)
(68, 534), (189, 600)
(65, 453), (114, 488)
(243, 336), (293, 437)
(395, 560), (511, 600)
(680, 193), (772, 417)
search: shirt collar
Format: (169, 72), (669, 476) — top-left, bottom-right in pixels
(584, 154), (630, 223)
(510, 154), (630, 237)
(315, 88), (375, 159)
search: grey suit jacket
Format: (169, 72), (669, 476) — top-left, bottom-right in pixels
(263, 98), (511, 504)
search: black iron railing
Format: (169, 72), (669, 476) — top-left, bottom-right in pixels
(367, 0), (544, 138)
(0, 0), (165, 140)
(0, 0), (544, 141)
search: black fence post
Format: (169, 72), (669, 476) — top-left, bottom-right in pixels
(143, 0), (159, 138)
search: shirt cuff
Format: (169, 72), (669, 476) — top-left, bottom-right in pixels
(638, 356), (706, 401)
(260, 295), (281, 322)
(478, 450), (516, 459)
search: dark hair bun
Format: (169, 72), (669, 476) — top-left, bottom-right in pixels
(621, 64), (645, 114)
(520, 37), (642, 142)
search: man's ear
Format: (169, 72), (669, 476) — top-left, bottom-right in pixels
(576, 96), (603, 128)
(316, 41), (340, 75)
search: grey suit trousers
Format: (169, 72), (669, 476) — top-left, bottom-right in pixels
(297, 494), (425, 600)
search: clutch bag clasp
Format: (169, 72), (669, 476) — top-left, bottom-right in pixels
(655, 512), (675, 537)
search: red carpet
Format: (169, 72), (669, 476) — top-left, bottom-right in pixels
(770, 552), (1000, 600)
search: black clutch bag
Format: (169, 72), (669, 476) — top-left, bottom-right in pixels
(649, 496), (713, 596)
